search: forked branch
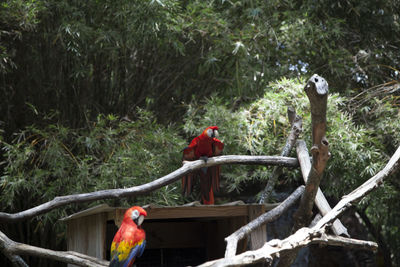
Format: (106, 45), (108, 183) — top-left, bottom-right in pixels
(198, 145), (400, 267)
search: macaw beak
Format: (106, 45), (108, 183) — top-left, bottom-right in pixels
(134, 215), (145, 226)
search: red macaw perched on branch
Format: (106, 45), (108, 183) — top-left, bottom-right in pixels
(109, 206), (147, 267)
(182, 126), (224, 204)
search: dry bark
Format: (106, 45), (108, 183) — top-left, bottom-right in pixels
(0, 155), (298, 223)
(296, 140), (349, 236)
(0, 230), (108, 267)
(259, 107), (303, 204)
(197, 145), (400, 267)
(278, 75), (330, 267)
(200, 229), (377, 267)
(294, 74), (330, 229)
(225, 186), (305, 258)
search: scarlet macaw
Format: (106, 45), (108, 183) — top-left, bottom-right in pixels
(182, 126), (224, 204)
(109, 206), (147, 267)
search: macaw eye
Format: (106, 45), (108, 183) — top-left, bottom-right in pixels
(131, 210), (140, 220)
(138, 215), (145, 226)
(207, 129), (213, 138)
(213, 130), (219, 137)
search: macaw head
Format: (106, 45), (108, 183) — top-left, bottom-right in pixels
(202, 126), (219, 139)
(124, 206), (147, 227)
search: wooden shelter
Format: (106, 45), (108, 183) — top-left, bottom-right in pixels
(60, 202), (277, 266)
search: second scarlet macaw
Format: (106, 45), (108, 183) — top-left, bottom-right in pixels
(182, 126), (224, 204)
(109, 206), (147, 267)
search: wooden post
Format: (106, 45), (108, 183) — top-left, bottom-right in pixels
(294, 74), (330, 229)
(278, 74), (330, 267)
(247, 205), (266, 251)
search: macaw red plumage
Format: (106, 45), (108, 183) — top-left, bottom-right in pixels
(109, 206), (147, 267)
(182, 126), (224, 204)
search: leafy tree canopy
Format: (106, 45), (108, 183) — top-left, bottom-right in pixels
(0, 0), (399, 265)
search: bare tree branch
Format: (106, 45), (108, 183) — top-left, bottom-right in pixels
(311, 235), (378, 251)
(0, 155), (298, 223)
(0, 230), (108, 267)
(313, 145), (400, 230)
(197, 145), (400, 267)
(259, 107), (303, 203)
(294, 74), (330, 229)
(225, 186), (305, 258)
(296, 140), (348, 236)
(199, 227), (377, 267)
(278, 74), (330, 267)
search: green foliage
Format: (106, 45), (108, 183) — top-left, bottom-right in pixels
(0, 109), (186, 221)
(2, 0), (399, 133)
(184, 77), (385, 198)
(0, 0), (399, 265)
(184, 76), (400, 264)
(349, 87), (400, 264)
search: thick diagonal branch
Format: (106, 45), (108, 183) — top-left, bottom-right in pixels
(0, 155), (298, 223)
(225, 186), (304, 258)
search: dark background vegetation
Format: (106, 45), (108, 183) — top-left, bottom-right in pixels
(0, 0), (399, 266)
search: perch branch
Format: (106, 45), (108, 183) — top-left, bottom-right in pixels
(296, 140), (348, 236)
(259, 107), (303, 203)
(225, 186), (305, 258)
(0, 230), (108, 267)
(197, 145), (400, 267)
(0, 155), (298, 223)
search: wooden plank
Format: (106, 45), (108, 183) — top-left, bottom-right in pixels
(60, 204), (113, 221)
(248, 205), (267, 250)
(145, 206), (249, 219)
(67, 213), (107, 267)
(110, 205), (262, 221)
(64, 203), (277, 223)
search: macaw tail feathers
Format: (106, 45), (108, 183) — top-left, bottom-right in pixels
(182, 173), (194, 197)
(202, 188), (214, 205)
(211, 166), (220, 192)
(200, 168), (219, 205)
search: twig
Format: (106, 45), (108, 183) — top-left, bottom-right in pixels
(310, 235), (378, 251)
(0, 155), (298, 223)
(225, 186), (304, 258)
